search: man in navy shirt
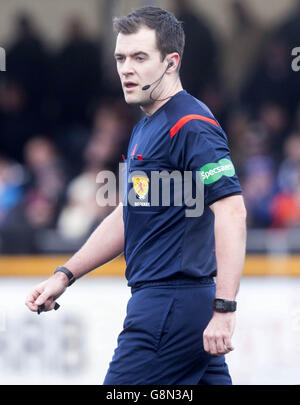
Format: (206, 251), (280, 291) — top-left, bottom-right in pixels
(26, 6), (247, 385)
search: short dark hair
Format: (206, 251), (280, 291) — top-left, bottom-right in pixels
(113, 6), (185, 70)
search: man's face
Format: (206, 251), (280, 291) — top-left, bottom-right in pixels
(114, 26), (165, 106)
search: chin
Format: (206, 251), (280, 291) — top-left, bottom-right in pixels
(124, 94), (144, 105)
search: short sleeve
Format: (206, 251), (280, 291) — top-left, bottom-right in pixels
(169, 120), (242, 206)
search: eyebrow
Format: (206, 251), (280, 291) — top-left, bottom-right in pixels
(114, 51), (149, 58)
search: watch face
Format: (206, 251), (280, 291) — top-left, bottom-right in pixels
(214, 299), (236, 312)
(215, 301), (225, 311)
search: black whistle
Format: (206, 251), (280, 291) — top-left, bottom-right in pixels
(37, 302), (60, 314)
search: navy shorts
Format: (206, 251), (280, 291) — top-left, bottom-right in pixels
(103, 277), (232, 385)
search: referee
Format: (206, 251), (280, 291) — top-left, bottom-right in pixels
(26, 6), (247, 385)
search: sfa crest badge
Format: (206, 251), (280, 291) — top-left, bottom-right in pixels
(132, 176), (149, 200)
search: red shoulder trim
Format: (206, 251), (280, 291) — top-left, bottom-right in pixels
(170, 114), (219, 138)
(131, 143), (138, 156)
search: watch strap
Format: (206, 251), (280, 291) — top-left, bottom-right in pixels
(54, 266), (76, 286)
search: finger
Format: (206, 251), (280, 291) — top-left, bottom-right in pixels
(208, 337), (218, 356)
(26, 288), (43, 311)
(224, 336), (234, 352)
(203, 333), (210, 353)
(27, 288), (41, 302)
(26, 300), (38, 312)
(216, 335), (226, 355)
(35, 291), (51, 307)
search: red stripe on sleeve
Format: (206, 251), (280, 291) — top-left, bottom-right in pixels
(131, 143), (138, 156)
(170, 114), (219, 138)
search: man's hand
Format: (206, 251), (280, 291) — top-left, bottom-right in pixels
(25, 272), (69, 313)
(203, 312), (236, 356)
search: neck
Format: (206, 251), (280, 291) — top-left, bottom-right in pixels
(140, 78), (183, 117)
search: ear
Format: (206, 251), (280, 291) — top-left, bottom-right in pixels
(165, 53), (180, 72)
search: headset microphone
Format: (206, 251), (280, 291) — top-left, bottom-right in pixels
(142, 61), (174, 91)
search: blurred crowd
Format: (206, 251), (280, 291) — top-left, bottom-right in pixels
(0, 0), (300, 253)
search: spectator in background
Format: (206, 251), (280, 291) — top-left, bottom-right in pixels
(293, 104), (300, 133)
(240, 35), (296, 115)
(0, 189), (57, 253)
(23, 136), (68, 205)
(52, 16), (103, 129)
(224, 108), (251, 165)
(49, 16), (104, 174)
(228, 103), (289, 169)
(0, 79), (39, 162)
(242, 156), (278, 228)
(0, 137), (66, 253)
(277, 133), (300, 192)
(258, 102), (290, 163)
(264, 0), (300, 117)
(200, 81), (230, 129)
(56, 101), (132, 241)
(231, 121), (271, 173)
(6, 12), (49, 123)
(0, 156), (25, 225)
(91, 100), (134, 170)
(275, 0), (300, 50)
(271, 188), (300, 228)
(173, 0), (219, 96)
(222, 0), (267, 99)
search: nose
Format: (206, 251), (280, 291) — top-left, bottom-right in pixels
(120, 58), (134, 77)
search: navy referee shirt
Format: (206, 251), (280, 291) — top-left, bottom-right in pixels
(122, 90), (242, 287)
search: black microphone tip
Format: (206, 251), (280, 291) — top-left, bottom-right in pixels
(142, 85), (150, 91)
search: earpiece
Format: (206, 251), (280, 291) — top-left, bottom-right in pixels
(142, 60), (175, 91)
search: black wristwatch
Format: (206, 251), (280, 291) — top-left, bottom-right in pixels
(54, 266), (76, 286)
(213, 298), (237, 313)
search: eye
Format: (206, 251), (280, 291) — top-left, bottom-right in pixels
(115, 56), (124, 62)
(136, 56), (144, 62)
